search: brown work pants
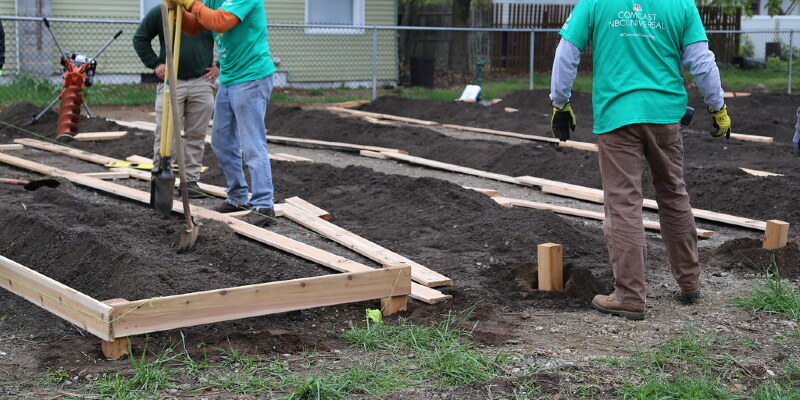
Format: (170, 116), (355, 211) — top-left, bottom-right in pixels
(598, 123), (700, 309)
(153, 77), (215, 182)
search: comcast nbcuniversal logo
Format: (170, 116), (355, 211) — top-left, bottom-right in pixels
(632, 4), (643, 11)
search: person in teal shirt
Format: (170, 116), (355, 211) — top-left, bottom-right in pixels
(168, 0), (278, 227)
(549, 0), (731, 320)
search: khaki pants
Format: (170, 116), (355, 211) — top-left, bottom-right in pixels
(598, 123), (701, 309)
(154, 77), (215, 182)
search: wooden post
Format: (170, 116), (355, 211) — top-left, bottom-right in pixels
(380, 263), (409, 316)
(763, 220), (790, 249)
(101, 337), (130, 360)
(537, 243), (563, 291)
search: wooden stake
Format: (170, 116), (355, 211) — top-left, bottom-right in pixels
(101, 337), (130, 360)
(380, 295), (408, 316)
(763, 220), (790, 249)
(537, 243), (563, 291)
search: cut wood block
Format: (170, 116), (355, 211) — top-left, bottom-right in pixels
(494, 196), (716, 238)
(380, 152), (520, 184)
(441, 123), (560, 144)
(267, 135), (408, 154)
(279, 203), (452, 287)
(101, 337), (130, 360)
(462, 186), (500, 196)
(558, 141), (598, 152)
(326, 107), (440, 126)
(0, 144), (24, 151)
(271, 153), (314, 162)
(81, 171), (131, 179)
(537, 243), (563, 291)
(126, 155), (152, 164)
(73, 131), (128, 141)
(0, 254), (113, 341)
(285, 196), (331, 220)
(763, 220), (790, 249)
(360, 150), (391, 159)
(741, 167), (784, 177)
(504, 107), (519, 113)
(729, 133), (773, 143)
(0, 152), (450, 305)
(329, 100), (370, 109)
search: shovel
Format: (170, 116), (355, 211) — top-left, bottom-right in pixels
(158, 3), (199, 253)
(1, 178), (60, 191)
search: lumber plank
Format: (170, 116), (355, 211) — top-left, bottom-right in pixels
(327, 107), (440, 126)
(740, 167), (784, 177)
(285, 196), (331, 220)
(380, 152), (520, 184)
(329, 100), (370, 109)
(360, 150), (391, 159)
(441, 123), (561, 144)
(14, 138), (119, 165)
(111, 120), (156, 132)
(110, 168), (152, 180)
(0, 152), (450, 305)
(126, 155), (152, 164)
(271, 153), (314, 162)
(504, 107), (519, 113)
(462, 186), (500, 196)
(109, 266), (412, 338)
(729, 133), (773, 143)
(73, 131), (128, 141)
(81, 171), (131, 179)
(0, 144), (24, 151)
(280, 202), (452, 287)
(0, 255), (113, 340)
(763, 220), (790, 249)
(493, 197), (715, 238)
(558, 141), (598, 152)
(267, 135), (408, 155)
(537, 243), (563, 290)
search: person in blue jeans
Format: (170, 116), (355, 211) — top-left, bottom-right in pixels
(168, 0), (277, 227)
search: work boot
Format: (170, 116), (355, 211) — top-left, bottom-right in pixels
(185, 182), (206, 199)
(591, 293), (645, 320)
(679, 282), (701, 302)
(213, 201), (247, 214)
(245, 207), (276, 228)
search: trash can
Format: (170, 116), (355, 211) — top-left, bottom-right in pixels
(409, 56), (435, 88)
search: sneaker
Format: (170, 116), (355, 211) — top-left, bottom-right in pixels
(679, 282), (701, 301)
(213, 201), (247, 213)
(591, 293), (645, 320)
(245, 207), (276, 227)
(186, 182), (206, 199)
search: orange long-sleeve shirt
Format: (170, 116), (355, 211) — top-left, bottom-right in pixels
(181, 2), (239, 34)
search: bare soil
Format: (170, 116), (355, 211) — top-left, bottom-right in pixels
(0, 92), (798, 398)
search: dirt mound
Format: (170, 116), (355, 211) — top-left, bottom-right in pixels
(702, 238), (800, 279)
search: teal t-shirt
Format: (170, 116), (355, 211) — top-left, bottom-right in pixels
(559, 0), (708, 133)
(205, 0), (276, 86)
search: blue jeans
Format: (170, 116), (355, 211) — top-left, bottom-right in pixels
(211, 75), (274, 209)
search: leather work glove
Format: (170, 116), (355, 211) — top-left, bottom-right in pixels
(793, 130), (800, 156)
(708, 105), (731, 139)
(551, 102), (576, 142)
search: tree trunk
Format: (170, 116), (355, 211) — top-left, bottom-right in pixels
(448, 0), (471, 72)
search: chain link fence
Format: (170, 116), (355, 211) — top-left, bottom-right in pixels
(2, 15), (800, 104)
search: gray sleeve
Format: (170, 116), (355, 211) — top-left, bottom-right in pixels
(681, 41), (725, 112)
(549, 37), (581, 108)
(795, 106), (800, 133)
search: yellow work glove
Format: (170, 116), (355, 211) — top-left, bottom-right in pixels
(708, 105), (731, 139)
(551, 102), (576, 142)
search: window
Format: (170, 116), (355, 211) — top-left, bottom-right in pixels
(140, 0), (162, 19)
(305, 0), (365, 34)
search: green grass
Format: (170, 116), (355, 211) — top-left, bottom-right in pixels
(0, 75), (156, 106)
(619, 375), (735, 400)
(89, 342), (178, 399)
(734, 261), (800, 320)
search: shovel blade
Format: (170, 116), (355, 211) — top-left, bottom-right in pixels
(151, 168), (176, 217)
(177, 223), (199, 253)
(23, 179), (60, 191)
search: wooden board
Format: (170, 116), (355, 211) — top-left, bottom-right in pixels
(0, 144), (24, 151)
(558, 141), (598, 152)
(462, 186), (500, 196)
(109, 266), (411, 338)
(110, 168), (152, 181)
(284, 196), (331, 220)
(126, 155), (152, 164)
(271, 153), (314, 162)
(267, 135), (408, 155)
(0, 255), (112, 340)
(73, 131), (128, 141)
(81, 171), (131, 179)
(112, 120), (156, 132)
(15, 138), (120, 165)
(728, 133), (773, 143)
(0, 152), (450, 305)
(504, 107), (519, 113)
(279, 203), (452, 287)
(327, 107), (440, 126)
(329, 100), (370, 109)
(380, 152), (520, 184)
(360, 150), (391, 159)
(493, 196), (715, 238)
(441, 123), (561, 144)
(740, 167), (784, 177)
